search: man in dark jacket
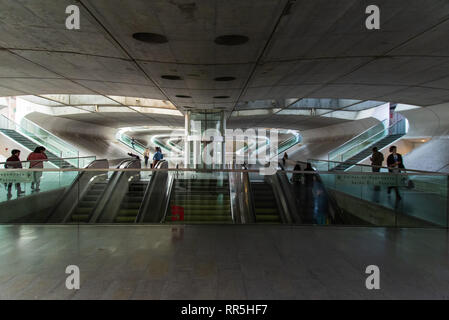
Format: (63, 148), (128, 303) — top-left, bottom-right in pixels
(386, 146), (404, 200)
(5, 149), (25, 199)
(370, 147), (384, 172)
(370, 147), (384, 191)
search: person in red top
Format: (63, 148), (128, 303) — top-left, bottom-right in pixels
(27, 146), (48, 192)
(4, 149), (25, 199)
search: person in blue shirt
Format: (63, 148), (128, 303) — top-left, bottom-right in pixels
(152, 147), (163, 168)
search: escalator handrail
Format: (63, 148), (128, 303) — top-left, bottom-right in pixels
(47, 159), (109, 223)
(90, 158), (141, 223)
(136, 160), (169, 223)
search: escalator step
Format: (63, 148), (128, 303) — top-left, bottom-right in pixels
(256, 215), (280, 222)
(78, 201), (97, 208)
(74, 207), (92, 214)
(170, 204), (230, 210)
(171, 199), (230, 205)
(118, 209), (139, 216)
(255, 207), (278, 214)
(120, 203), (141, 209)
(115, 216), (136, 223)
(71, 214), (90, 222)
(166, 220), (233, 224)
(166, 214), (232, 221)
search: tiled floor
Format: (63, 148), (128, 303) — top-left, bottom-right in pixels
(0, 225), (448, 299)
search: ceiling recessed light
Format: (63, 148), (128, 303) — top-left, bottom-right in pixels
(175, 95), (192, 98)
(161, 75), (182, 80)
(132, 32), (168, 44)
(214, 35), (249, 46)
(214, 76), (236, 82)
(214, 96), (230, 99)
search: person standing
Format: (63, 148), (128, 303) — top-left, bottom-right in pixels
(152, 147), (163, 168)
(27, 146), (48, 192)
(386, 146), (404, 201)
(5, 149), (25, 199)
(143, 148), (150, 167)
(370, 146), (384, 192)
(370, 147), (384, 172)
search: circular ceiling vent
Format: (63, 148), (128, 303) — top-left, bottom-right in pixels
(175, 95), (192, 98)
(161, 75), (182, 80)
(214, 35), (249, 46)
(214, 76), (236, 82)
(132, 32), (168, 44)
(213, 96), (230, 99)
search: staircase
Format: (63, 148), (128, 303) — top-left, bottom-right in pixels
(333, 134), (405, 171)
(165, 179), (232, 224)
(0, 128), (74, 168)
(115, 181), (149, 223)
(69, 181), (108, 222)
(251, 182), (281, 223)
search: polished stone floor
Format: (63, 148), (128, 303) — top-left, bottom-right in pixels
(0, 225), (448, 300)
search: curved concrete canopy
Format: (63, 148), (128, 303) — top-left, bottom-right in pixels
(1, 0), (448, 115)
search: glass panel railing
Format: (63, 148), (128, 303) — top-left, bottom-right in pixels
(0, 167), (78, 203)
(328, 120), (388, 166)
(317, 171), (447, 228)
(19, 117), (79, 159)
(327, 119), (408, 171)
(116, 132), (148, 155)
(0, 167), (446, 228)
(0, 115), (80, 167)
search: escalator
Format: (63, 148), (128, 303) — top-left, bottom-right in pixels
(69, 180), (108, 222)
(0, 128), (74, 168)
(47, 158), (138, 223)
(165, 178), (232, 224)
(114, 181), (149, 223)
(250, 182), (281, 223)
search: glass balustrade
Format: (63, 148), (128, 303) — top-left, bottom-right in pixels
(328, 120), (388, 168)
(0, 166), (446, 227)
(0, 115), (80, 167)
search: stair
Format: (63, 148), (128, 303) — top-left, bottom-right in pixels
(251, 182), (281, 223)
(165, 179), (232, 224)
(333, 134), (405, 171)
(115, 181), (148, 223)
(0, 128), (74, 168)
(70, 181), (108, 222)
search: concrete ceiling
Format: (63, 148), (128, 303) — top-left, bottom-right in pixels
(1, 0), (449, 123)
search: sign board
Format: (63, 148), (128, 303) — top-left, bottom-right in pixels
(335, 174), (408, 187)
(0, 171), (34, 183)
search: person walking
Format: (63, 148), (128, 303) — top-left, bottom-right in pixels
(27, 146), (48, 192)
(143, 148), (150, 167)
(386, 146), (404, 201)
(152, 147), (163, 168)
(303, 163), (316, 223)
(370, 147), (384, 192)
(370, 147), (384, 172)
(282, 152), (289, 166)
(5, 149), (25, 199)
(131, 137), (136, 150)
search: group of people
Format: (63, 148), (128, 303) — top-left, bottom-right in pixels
(143, 146), (163, 168)
(291, 162), (328, 224)
(129, 137), (164, 168)
(370, 145), (404, 200)
(3, 146), (48, 199)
